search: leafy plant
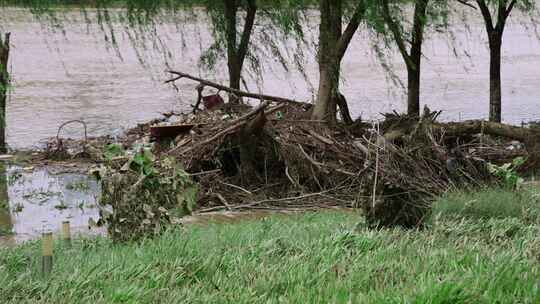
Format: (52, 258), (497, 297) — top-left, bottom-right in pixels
(0, 226), (13, 237)
(129, 148), (155, 176)
(103, 143), (125, 161)
(97, 154), (198, 242)
(488, 157), (526, 189)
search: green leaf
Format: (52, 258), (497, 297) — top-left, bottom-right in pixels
(103, 143), (124, 161)
(512, 157), (526, 168)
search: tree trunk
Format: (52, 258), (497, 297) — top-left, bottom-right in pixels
(407, 65), (421, 117)
(224, 0), (241, 102)
(228, 63), (242, 92)
(475, 0), (511, 123)
(381, 0), (427, 117)
(312, 0), (342, 123)
(488, 33), (502, 123)
(336, 93), (353, 124)
(224, 0), (256, 103)
(0, 33), (10, 153)
(406, 0), (428, 117)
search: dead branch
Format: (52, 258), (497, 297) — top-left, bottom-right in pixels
(212, 193), (232, 211)
(166, 70), (308, 106)
(435, 120), (537, 142)
(219, 181), (253, 195)
(197, 188), (342, 213)
(57, 120), (88, 142)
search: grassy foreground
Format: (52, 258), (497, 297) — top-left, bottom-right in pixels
(1, 188), (540, 303)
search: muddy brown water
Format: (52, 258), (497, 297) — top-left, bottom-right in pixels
(2, 8), (540, 150)
(1, 7), (540, 243)
(0, 164), (103, 245)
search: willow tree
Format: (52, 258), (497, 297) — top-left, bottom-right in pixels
(381, 0), (429, 117)
(459, 0), (536, 123)
(13, 0), (305, 102)
(370, 0), (450, 117)
(311, 0), (367, 123)
(224, 0), (256, 95)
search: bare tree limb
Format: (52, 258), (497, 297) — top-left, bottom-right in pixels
(238, 0), (257, 65)
(165, 70), (307, 105)
(381, 0), (413, 68)
(336, 1), (366, 60)
(457, 0), (477, 10)
(476, 0), (495, 32)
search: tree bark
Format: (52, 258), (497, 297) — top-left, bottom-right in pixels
(381, 0), (428, 117)
(407, 0), (428, 117)
(0, 33), (10, 154)
(407, 65), (421, 117)
(312, 0), (364, 124)
(488, 34), (502, 122)
(336, 93), (353, 124)
(312, 0), (342, 123)
(474, 0), (514, 123)
(225, 0), (240, 95)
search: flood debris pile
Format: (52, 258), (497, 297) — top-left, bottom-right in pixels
(150, 101), (534, 229)
(359, 110), (492, 228)
(169, 101), (368, 213)
(84, 72), (540, 238)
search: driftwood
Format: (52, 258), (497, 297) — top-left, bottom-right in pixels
(383, 117), (540, 145)
(436, 120), (538, 142)
(166, 70), (309, 106)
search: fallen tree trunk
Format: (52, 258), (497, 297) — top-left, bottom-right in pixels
(436, 120), (537, 142)
(383, 119), (540, 145)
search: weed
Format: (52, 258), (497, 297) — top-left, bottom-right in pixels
(488, 157), (526, 189)
(65, 180), (91, 192)
(54, 200), (68, 210)
(11, 202), (23, 213)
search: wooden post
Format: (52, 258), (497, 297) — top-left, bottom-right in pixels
(62, 221), (71, 248)
(41, 231), (53, 276)
(0, 33), (10, 153)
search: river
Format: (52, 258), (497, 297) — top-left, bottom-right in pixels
(2, 7), (540, 150)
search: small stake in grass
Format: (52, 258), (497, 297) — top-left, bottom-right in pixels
(41, 232), (53, 276)
(62, 221), (71, 248)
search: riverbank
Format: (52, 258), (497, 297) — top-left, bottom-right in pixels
(1, 187), (539, 303)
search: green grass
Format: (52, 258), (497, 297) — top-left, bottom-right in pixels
(1, 188), (540, 303)
(433, 186), (540, 221)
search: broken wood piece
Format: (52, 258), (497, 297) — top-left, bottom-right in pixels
(150, 124), (204, 139)
(435, 120), (537, 142)
(307, 130), (334, 145)
(185, 169), (222, 177)
(0, 154), (13, 160)
(219, 181), (253, 195)
(212, 193), (232, 211)
(192, 84), (205, 113)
